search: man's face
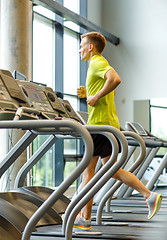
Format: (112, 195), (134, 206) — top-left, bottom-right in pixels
(79, 37), (90, 61)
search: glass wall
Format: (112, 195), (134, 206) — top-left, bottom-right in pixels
(150, 98), (167, 156)
(63, 29), (80, 158)
(63, 30), (79, 97)
(32, 9), (56, 187)
(63, 0), (81, 183)
(32, 135), (54, 186)
(32, 0), (86, 187)
(33, 11), (55, 88)
(142, 98), (167, 186)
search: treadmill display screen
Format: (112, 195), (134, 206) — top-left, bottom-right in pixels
(25, 87), (45, 102)
(23, 86), (54, 113)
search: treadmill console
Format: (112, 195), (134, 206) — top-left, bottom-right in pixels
(0, 74), (17, 110)
(0, 70), (37, 120)
(59, 99), (83, 123)
(41, 86), (69, 118)
(125, 122), (148, 136)
(0, 70), (30, 107)
(0, 69), (86, 123)
(16, 80), (58, 119)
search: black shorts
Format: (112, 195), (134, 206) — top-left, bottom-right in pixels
(91, 134), (121, 158)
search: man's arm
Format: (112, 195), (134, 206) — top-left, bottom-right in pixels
(86, 68), (121, 107)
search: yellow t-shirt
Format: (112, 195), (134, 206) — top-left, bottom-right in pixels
(86, 55), (120, 129)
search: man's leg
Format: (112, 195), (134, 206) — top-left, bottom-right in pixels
(101, 156), (150, 198)
(81, 156), (99, 220)
(113, 168), (151, 198)
(101, 156), (162, 219)
(73, 156), (99, 230)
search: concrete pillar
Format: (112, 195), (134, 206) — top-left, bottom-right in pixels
(0, 0), (33, 190)
(0, 0), (31, 75)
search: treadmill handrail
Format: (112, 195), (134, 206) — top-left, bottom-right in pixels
(96, 131), (146, 224)
(20, 119), (93, 240)
(65, 126), (128, 240)
(0, 130), (37, 178)
(0, 119), (90, 177)
(14, 107), (40, 120)
(62, 131), (119, 234)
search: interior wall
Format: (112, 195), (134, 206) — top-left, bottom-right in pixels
(87, 0), (102, 26)
(88, 0), (167, 129)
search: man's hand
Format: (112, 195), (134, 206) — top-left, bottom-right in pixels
(86, 95), (99, 107)
(77, 86), (86, 98)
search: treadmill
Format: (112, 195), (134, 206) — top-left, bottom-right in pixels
(0, 70), (166, 240)
(27, 120), (166, 239)
(91, 123), (167, 232)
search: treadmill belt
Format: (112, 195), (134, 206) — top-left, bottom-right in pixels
(31, 215), (164, 240)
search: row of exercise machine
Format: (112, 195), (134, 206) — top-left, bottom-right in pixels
(0, 69), (166, 240)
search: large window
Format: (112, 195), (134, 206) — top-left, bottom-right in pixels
(64, 0), (80, 13)
(32, 135), (54, 186)
(33, 12), (55, 88)
(63, 30), (79, 97)
(63, 0), (80, 32)
(150, 98), (167, 156)
(63, 29), (80, 157)
(142, 99), (167, 186)
(32, 10), (56, 187)
(63, 1), (81, 183)
(32, 0), (86, 187)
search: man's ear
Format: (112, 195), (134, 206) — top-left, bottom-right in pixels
(89, 43), (94, 51)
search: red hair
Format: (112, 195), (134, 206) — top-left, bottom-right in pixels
(81, 32), (106, 53)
